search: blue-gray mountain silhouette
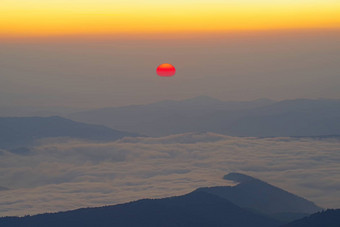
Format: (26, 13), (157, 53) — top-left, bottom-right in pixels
(68, 97), (340, 137)
(0, 173), (328, 227)
(0, 116), (138, 149)
(0, 191), (282, 227)
(0, 186), (9, 191)
(282, 209), (340, 227)
(196, 173), (321, 222)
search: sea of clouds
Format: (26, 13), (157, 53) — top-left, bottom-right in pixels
(0, 132), (339, 216)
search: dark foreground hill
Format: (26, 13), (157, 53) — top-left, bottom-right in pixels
(197, 173), (321, 222)
(68, 97), (340, 137)
(282, 209), (340, 227)
(0, 191), (281, 227)
(0, 173), (327, 227)
(0, 116), (138, 149)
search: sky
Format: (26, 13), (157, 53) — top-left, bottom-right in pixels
(1, 133), (339, 216)
(1, 0), (340, 37)
(1, 30), (340, 109)
(1, 0), (340, 109)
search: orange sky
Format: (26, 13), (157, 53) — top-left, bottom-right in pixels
(1, 0), (340, 38)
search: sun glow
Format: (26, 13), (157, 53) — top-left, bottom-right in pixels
(157, 64), (176, 77)
(1, 0), (340, 38)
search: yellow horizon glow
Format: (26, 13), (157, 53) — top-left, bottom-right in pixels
(1, 0), (340, 37)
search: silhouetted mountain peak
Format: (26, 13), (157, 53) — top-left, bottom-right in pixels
(197, 173), (321, 216)
(1, 174), (331, 227)
(223, 172), (259, 183)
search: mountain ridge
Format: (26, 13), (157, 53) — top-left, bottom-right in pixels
(196, 173), (321, 222)
(0, 191), (281, 227)
(68, 97), (340, 137)
(0, 173), (326, 227)
(281, 209), (340, 227)
(0, 116), (139, 149)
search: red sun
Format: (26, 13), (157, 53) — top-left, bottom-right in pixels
(156, 63), (176, 77)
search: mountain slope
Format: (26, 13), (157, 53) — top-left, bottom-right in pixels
(68, 97), (340, 137)
(282, 209), (340, 227)
(0, 191), (282, 227)
(68, 96), (274, 136)
(216, 99), (340, 137)
(196, 173), (321, 221)
(0, 116), (138, 149)
(0, 186), (9, 191)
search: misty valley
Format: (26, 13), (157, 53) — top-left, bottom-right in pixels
(0, 97), (339, 226)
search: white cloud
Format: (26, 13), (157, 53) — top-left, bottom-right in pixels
(0, 133), (339, 216)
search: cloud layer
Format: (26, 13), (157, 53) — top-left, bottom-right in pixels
(0, 133), (339, 216)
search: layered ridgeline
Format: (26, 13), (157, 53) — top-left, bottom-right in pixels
(282, 209), (340, 227)
(68, 97), (340, 137)
(0, 191), (281, 227)
(0, 173), (328, 227)
(0, 187), (9, 191)
(196, 173), (321, 222)
(0, 116), (139, 149)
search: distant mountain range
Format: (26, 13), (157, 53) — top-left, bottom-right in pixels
(0, 116), (139, 149)
(0, 173), (332, 227)
(0, 186), (9, 191)
(68, 97), (340, 137)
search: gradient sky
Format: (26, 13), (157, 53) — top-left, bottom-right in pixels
(1, 0), (340, 37)
(1, 30), (340, 110)
(0, 1), (340, 111)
